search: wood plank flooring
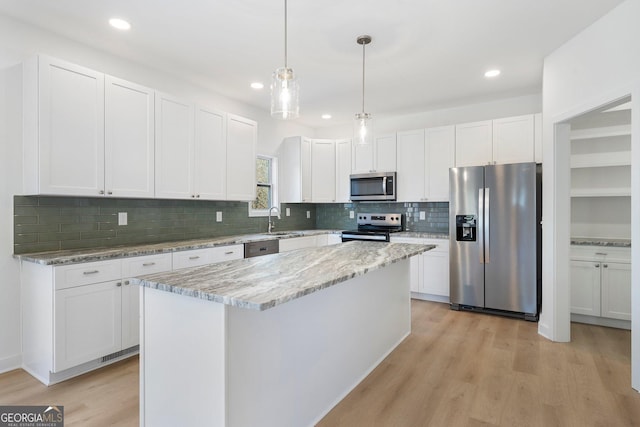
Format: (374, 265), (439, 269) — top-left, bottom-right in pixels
(1, 300), (637, 426)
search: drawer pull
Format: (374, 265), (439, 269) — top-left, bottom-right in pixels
(83, 270), (99, 275)
(603, 264), (608, 268)
(595, 252), (607, 256)
(143, 262), (156, 266)
(259, 247), (267, 251)
(225, 251), (234, 255)
(189, 256), (201, 260)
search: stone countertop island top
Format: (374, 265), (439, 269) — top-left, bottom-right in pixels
(14, 229), (343, 266)
(131, 241), (432, 311)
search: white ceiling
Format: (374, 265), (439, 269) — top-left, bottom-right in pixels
(0, 0), (625, 128)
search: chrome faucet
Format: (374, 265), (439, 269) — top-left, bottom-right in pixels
(268, 206), (280, 234)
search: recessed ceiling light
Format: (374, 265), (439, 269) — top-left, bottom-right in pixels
(109, 18), (131, 31)
(484, 69), (501, 78)
(250, 82), (264, 90)
(321, 114), (332, 120)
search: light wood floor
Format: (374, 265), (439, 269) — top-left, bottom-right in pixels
(1, 300), (638, 426)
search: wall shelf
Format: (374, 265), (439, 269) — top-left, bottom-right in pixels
(570, 124), (631, 140)
(571, 188), (631, 197)
(570, 151), (631, 168)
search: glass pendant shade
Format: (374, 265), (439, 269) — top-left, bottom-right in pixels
(354, 112), (373, 145)
(271, 66), (299, 119)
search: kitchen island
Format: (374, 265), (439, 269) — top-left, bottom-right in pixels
(132, 241), (431, 427)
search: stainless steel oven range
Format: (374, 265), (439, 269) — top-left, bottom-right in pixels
(341, 213), (404, 242)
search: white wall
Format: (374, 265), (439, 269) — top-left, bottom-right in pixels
(0, 14), (315, 373)
(0, 64), (23, 372)
(315, 93), (541, 138)
(541, 0), (640, 390)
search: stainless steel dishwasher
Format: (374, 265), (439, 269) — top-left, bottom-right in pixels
(244, 240), (279, 258)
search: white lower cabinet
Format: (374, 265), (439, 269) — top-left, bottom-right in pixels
(570, 245), (631, 327)
(391, 237), (449, 302)
(54, 280), (122, 372)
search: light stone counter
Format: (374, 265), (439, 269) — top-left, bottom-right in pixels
(571, 237), (631, 248)
(394, 231), (449, 239)
(132, 241), (432, 311)
(15, 229), (343, 266)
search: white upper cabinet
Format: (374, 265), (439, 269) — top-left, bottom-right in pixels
(278, 136), (343, 203)
(32, 56), (105, 196)
(14, 55), (256, 201)
(396, 129), (426, 202)
(335, 139), (352, 203)
(396, 126), (454, 202)
(105, 76), (155, 198)
(154, 92), (195, 199)
(311, 139), (336, 202)
(226, 114), (257, 201)
(455, 114), (538, 167)
(352, 133), (397, 173)
(455, 120), (493, 167)
(492, 114), (535, 165)
(194, 106), (227, 200)
(425, 125), (455, 201)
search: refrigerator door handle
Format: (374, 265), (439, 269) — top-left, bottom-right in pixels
(478, 188), (484, 264)
(484, 187), (490, 263)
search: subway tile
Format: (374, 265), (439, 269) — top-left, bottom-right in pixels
(14, 241), (60, 254)
(60, 223), (99, 233)
(38, 231), (82, 242)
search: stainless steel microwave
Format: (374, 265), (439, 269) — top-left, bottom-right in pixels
(350, 172), (397, 201)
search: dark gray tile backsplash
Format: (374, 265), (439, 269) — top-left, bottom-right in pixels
(315, 202), (449, 234)
(14, 196), (448, 254)
(14, 196), (317, 254)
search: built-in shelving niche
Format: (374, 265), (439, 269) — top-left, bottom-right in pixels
(569, 98), (631, 239)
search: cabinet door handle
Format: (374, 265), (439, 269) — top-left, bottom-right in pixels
(83, 270), (99, 275)
(124, 280), (130, 285)
(225, 251), (234, 255)
(99, 190), (105, 195)
(116, 282), (122, 287)
(189, 256), (201, 260)
(143, 262), (156, 266)
(603, 264), (608, 268)
(107, 191), (113, 195)
(594, 264), (600, 268)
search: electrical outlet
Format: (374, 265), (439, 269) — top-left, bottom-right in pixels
(419, 211), (426, 220)
(286, 208), (291, 217)
(118, 212), (127, 226)
(306, 211), (310, 219)
(216, 211), (223, 222)
(349, 211), (355, 219)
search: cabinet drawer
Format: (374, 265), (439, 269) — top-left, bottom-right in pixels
(122, 253), (172, 277)
(54, 260), (122, 290)
(173, 245), (245, 270)
(173, 248), (215, 270)
(207, 244), (244, 263)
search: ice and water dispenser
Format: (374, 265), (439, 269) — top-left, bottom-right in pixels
(455, 215), (477, 241)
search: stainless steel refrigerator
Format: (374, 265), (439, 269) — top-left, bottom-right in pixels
(449, 162), (541, 321)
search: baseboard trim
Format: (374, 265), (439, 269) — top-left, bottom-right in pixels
(0, 354), (22, 375)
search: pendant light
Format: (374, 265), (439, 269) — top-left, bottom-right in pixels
(354, 35), (373, 145)
(271, 0), (299, 120)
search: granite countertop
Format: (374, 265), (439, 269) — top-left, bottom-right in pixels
(132, 241), (433, 311)
(571, 238), (631, 248)
(393, 232), (449, 240)
(15, 229), (343, 266)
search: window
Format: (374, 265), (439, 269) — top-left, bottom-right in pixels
(248, 155), (278, 217)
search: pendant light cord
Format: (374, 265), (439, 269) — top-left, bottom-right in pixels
(361, 40), (366, 113)
(284, 0), (288, 68)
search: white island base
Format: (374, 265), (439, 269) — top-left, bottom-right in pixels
(140, 259), (410, 427)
